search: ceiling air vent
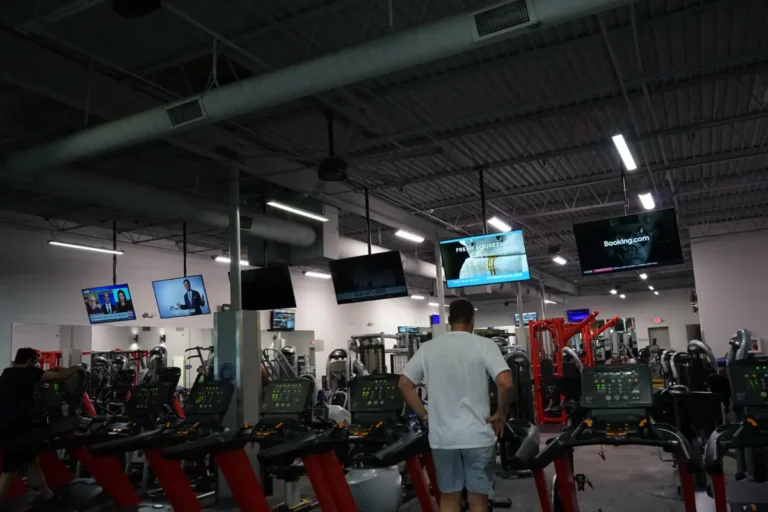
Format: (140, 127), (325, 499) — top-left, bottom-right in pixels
(166, 97), (206, 129)
(471, 0), (535, 42)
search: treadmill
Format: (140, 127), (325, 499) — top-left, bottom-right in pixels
(701, 357), (768, 512)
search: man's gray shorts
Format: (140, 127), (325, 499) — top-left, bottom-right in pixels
(431, 445), (495, 495)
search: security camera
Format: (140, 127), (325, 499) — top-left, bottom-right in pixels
(504, 301), (510, 307)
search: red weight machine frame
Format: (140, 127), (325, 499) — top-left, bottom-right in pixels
(529, 311), (619, 424)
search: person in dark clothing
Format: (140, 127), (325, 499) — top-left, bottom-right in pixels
(0, 348), (82, 503)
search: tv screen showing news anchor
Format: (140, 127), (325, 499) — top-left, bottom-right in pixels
(573, 208), (684, 276)
(82, 284), (136, 324)
(152, 274), (211, 319)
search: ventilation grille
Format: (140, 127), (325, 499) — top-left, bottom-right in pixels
(142, 326), (152, 331)
(472, 0), (532, 41)
(166, 98), (205, 128)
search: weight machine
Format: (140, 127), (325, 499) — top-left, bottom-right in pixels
(529, 311), (619, 424)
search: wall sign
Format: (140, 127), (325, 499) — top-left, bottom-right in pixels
(652, 317), (664, 324)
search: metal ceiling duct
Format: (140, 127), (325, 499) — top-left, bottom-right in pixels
(10, 169), (316, 247)
(5, 0), (631, 172)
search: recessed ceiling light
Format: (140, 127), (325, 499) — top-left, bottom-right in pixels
(215, 256), (249, 266)
(304, 270), (331, 279)
(639, 273), (648, 280)
(487, 217), (512, 232)
(552, 255), (567, 266)
(428, 302), (439, 307)
(619, 294), (626, 299)
(654, 291), (659, 295)
(611, 134), (637, 171)
(410, 295), (425, 300)
(638, 192), (655, 210)
(267, 201), (329, 222)
(48, 240), (124, 255)
(610, 289), (617, 295)
(395, 229), (425, 243)
(648, 285), (654, 291)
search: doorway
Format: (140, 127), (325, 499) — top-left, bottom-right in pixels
(648, 327), (671, 349)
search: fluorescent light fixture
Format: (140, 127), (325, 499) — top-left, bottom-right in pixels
(487, 216), (512, 232)
(304, 270), (332, 279)
(428, 302), (439, 307)
(214, 256), (249, 266)
(611, 134), (637, 171)
(654, 291), (660, 295)
(648, 285), (654, 291)
(639, 273), (648, 280)
(638, 192), (655, 210)
(474, 308), (478, 311)
(410, 294), (425, 300)
(619, 294), (626, 299)
(544, 299), (557, 305)
(48, 240), (124, 255)
(266, 201), (329, 222)
(552, 255), (567, 266)
(610, 289), (618, 295)
(395, 229), (425, 243)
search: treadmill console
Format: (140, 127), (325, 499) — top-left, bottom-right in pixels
(351, 375), (403, 413)
(158, 367), (181, 388)
(127, 383), (173, 415)
(581, 365), (653, 409)
(262, 378), (314, 415)
(184, 381), (235, 416)
(729, 358), (768, 407)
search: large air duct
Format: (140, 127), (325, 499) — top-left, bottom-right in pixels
(5, 0), (631, 173)
(9, 169), (316, 247)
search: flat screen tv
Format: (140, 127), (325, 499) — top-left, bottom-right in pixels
(328, 251), (408, 305)
(573, 208), (684, 276)
(514, 312), (537, 327)
(439, 231), (530, 288)
(271, 310), (295, 331)
(240, 266), (297, 311)
(567, 309), (590, 323)
(152, 274), (211, 319)
(82, 283), (136, 324)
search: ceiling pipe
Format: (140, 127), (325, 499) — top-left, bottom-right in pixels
(8, 169), (316, 247)
(4, 0), (632, 173)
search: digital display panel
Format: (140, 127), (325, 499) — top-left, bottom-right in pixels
(128, 384), (173, 414)
(398, 326), (420, 334)
(351, 375), (403, 413)
(329, 251), (408, 305)
(573, 209), (684, 276)
(567, 309), (591, 323)
(241, 267), (297, 311)
(514, 312), (537, 327)
(728, 358), (768, 407)
(82, 283), (136, 324)
(152, 275), (211, 319)
(262, 379), (314, 415)
(271, 310), (295, 331)
(439, 231), (530, 288)
(581, 365), (653, 409)
(184, 382), (234, 416)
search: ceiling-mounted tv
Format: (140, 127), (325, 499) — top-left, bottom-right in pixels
(573, 208), (683, 276)
(567, 309), (590, 323)
(439, 231), (530, 289)
(240, 266), (297, 311)
(328, 251), (408, 305)
(152, 275), (211, 319)
(82, 283), (136, 324)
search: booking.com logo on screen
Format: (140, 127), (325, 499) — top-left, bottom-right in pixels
(603, 235), (650, 247)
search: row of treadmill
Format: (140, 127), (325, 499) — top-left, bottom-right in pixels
(0, 337), (765, 512)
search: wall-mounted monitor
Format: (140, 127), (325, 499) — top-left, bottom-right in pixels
(82, 284), (136, 324)
(240, 266), (296, 311)
(567, 309), (591, 323)
(514, 312), (537, 327)
(152, 275), (211, 319)
(398, 326), (420, 334)
(573, 208), (684, 276)
(439, 231), (530, 288)
(270, 310), (295, 331)
(328, 251), (408, 305)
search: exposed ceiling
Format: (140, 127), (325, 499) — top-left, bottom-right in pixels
(1, 0), (765, 300)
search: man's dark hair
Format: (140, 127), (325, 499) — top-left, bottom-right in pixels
(448, 299), (475, 325)
(14, 348), (39, 365)
(183, 279), (190, 286)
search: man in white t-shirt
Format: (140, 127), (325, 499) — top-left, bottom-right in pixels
(398, 299), (514, 512)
